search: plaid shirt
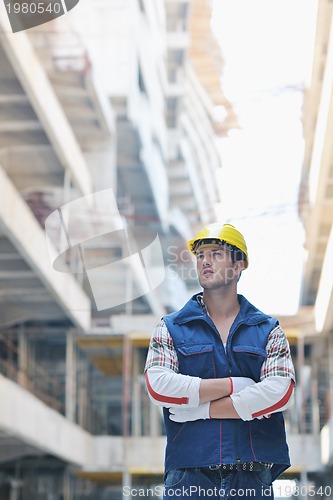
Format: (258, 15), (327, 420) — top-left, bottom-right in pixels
(145, 297), (295, 382)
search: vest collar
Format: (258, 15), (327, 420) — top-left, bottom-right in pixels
(172, 293), (272, 327)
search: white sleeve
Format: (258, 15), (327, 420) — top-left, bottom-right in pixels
(230, 376), (295, 421)
(145, 366), (201, 408)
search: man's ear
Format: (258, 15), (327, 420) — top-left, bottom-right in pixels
(234, 260), (245, 277)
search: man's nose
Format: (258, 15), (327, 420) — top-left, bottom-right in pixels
(202, 253), (212, 265)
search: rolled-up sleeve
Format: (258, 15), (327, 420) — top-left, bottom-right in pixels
(145, 320), (179, 373)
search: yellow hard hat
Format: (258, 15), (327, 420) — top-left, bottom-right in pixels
(187, 223), (249, 268)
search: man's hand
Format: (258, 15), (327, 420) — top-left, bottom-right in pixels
(199, 376), (255, 405)
(169, 402), (210, 422)
(230, 377), (255, 394)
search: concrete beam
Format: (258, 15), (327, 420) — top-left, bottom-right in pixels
(109, 314), (160, 334)
(0, 303), (66, 328)
(0, 373), (167, 472)
(0, 270), (35, 279)
(0, 120), (42, 132)
(314, 223), (333, 333)
(0, 373), (166, 471)
(0, 374), (93, 467)
(0, 287), (47, 299)
(0, 441), (43, 465)
(302, 15), (333, 301)
(0, 165), (91, 331)
(0, 16), (92, 197)
(0, 95), (29, 104)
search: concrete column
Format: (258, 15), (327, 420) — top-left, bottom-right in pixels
(9, 479), (22, 500)
(65, 331), (77, 422)
(328, 332), (333, 463)
(63, 468), (73, 500)
(17, 324), (28, 389)
(311, 345), (320, 434)
(132, 349), (141, 437)
(328, 334), (333, 419)
(122, 469), (131, 500)
(297, 332), (309, 499)
(78, 354), (88, 430)
(297, 332), (306, 434)
(122, 335), (132, 437)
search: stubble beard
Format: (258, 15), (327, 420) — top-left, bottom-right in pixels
(199, 269), (236, 290)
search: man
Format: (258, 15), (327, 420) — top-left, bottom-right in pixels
(145, 223), (295, 500)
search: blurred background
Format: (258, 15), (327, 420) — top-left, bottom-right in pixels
(0, 0), (332, 498)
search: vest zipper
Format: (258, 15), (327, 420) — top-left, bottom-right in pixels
(199, 313), (237, 442)
(202, 316), (232, 372)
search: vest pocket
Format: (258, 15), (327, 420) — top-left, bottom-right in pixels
(232, 345), (267, 380)
(177, 344), (215, 377)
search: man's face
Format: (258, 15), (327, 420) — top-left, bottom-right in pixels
(196, 246), (241, 290)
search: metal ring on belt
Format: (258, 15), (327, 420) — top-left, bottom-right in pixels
(207, 462), (273, 472)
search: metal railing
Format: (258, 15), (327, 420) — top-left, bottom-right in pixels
(0, 331), (64, 413)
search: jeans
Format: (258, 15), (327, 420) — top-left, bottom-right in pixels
(163, 467), (274, 500)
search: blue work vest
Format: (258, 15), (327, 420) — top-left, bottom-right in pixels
(163, 293), (291, 481)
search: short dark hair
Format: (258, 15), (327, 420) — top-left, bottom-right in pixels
(230, 245), (247, 265)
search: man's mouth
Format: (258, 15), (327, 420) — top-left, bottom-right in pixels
(202, 269), (214, 277)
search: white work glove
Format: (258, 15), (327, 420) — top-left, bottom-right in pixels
(229, 377), (255, 394)
(169, 402), (210, 423)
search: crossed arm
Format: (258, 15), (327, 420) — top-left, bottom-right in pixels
(200, 377), (242, 418)
(145, 320), (295, 422)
